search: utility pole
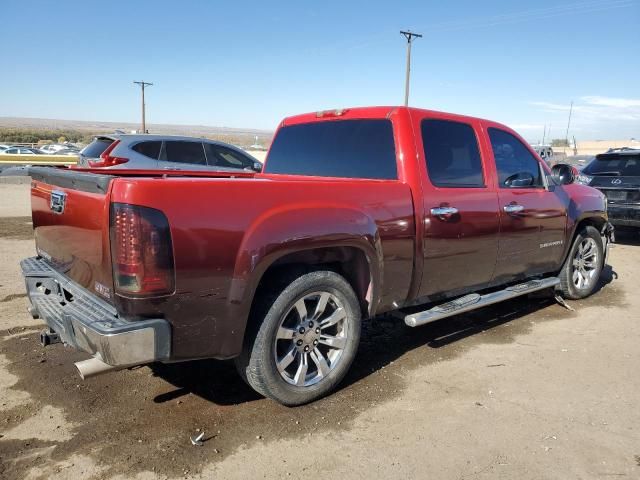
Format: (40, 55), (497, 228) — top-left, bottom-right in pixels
(542, 124), (547, 145)
(564, 100), (573, 148)
(400, 30), (422, 106)
(133, 81), (153, 133)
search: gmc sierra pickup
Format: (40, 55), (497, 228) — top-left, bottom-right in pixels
(20, 106), (613, 406)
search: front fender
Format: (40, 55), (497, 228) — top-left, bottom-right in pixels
(561, 183), (608, 261)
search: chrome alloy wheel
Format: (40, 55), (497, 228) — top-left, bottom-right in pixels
(273, 291), (349, 387)
(572, 237), (599, 289)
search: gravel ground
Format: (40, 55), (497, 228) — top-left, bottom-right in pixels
(0, 183), (639, 480)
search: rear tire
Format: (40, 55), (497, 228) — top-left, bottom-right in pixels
(235, 270), (361, 406)
(558, 226), (604, 299)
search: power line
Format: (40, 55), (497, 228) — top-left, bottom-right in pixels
(400, 31), (422, 107)
(133, 81), (153, 134)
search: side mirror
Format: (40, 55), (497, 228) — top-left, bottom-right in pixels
(245, 162), (263, 173)
(504, 171), (534, 187)
(551, 163), (575, 185)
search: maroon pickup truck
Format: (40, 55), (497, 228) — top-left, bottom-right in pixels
(21, 106), (612, 405)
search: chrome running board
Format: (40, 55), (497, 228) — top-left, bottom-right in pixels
(404, 277), (560, 327)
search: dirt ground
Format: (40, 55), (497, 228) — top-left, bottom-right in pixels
(0, 182), (639, 480)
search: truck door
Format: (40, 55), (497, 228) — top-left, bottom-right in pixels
(485, 127), (568, 282)
(414, 116), (501, 299)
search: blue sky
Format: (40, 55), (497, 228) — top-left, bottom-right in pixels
(1, 0), (638, 140)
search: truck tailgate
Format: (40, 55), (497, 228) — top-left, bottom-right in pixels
(29, 167), (115, 303)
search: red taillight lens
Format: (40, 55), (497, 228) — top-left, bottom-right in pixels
(89, 140), (129, 167)
(110, 203), (174, 297)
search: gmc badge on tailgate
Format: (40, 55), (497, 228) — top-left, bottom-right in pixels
(50, 190), (66, 214)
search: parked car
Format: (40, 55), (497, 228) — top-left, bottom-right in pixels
(52, 148), (80, 156)
(532, 145), (554, 164)
(21, 106), (612, 406)
(0, 144), (13, 151)
(564, 155), (594, 170)
(576, 147), (640, 227)
(40, 144), (78, 154)
(78, 134), (262, 172)
(0, 147), (41, 155)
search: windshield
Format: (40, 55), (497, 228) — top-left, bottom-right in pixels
(583, 153), (640, 176)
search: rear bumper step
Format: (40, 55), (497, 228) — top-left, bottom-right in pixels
(21, 256), (171, 371)
(404, 277), (560, 327)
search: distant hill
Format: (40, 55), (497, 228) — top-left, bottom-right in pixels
(0, 116), (273, 148)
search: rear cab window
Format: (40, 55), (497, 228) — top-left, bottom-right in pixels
(82, 137), (114, 158)
(421, 119), (484, 187)
(264, 119), (397, 179)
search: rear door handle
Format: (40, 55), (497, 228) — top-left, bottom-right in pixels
(430, 206), (459, 220)
(503, 204), (524, 214)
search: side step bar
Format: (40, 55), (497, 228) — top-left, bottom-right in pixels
(405, 277), (560, 327)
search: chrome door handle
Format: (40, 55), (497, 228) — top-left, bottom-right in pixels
(503, 204), (524, 214)
(430, 206), (459, 217)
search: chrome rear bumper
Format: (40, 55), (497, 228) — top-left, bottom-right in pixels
(21, 256), (170, 368)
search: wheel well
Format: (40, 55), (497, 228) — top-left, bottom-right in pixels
(251, 247), (373, 320)
(573, 216), (606, 240)
(562, 216), (607, 266)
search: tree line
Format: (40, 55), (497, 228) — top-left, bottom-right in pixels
(0, 128), (95, 145)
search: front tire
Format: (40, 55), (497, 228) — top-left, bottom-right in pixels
(236, 270), (361, 406)
(558, 225), (604, 299)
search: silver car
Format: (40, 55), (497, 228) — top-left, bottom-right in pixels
(0, 147), (42, 155)
(78, 134), (262, 172)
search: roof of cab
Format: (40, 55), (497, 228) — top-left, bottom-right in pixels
(280, 105), (516, 137)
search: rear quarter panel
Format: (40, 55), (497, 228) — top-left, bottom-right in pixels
(110, 176), (415, 359)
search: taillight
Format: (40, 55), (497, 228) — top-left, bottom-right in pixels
(89, 140), (129, 167)
(110, 203), (174, 297)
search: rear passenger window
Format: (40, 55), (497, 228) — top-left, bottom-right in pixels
(161, 141), (206, 165)
(132, 141), (161, 160)
(265, 119), (397, 180)
(421, 119), (484, 187)
(489, 128), (543, 188)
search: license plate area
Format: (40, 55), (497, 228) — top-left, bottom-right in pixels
(605, 191), (627, 202)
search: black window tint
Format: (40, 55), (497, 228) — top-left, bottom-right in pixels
(265, 119), (397, 179)
(583, 154), (640, 176)
(82, 138), (114, 158)
(132, 141), (161, 160)
(162, 141), (206, 165)
(489, 128), (543, 188)
(204, 144), (252, 169)
(421, 119), (484, 187)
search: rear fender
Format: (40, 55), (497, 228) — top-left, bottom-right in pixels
(230, 204), (383, 325)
